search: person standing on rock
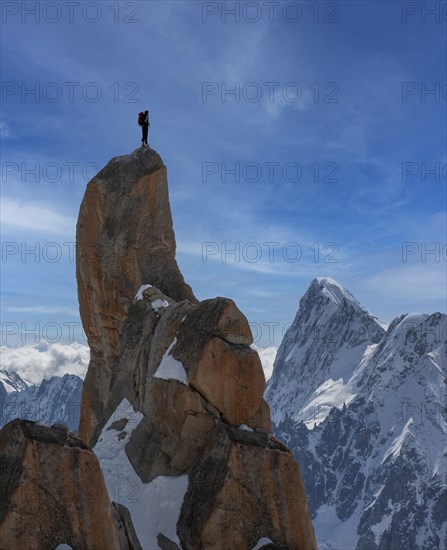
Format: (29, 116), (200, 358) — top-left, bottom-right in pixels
(139, 110), (150, 147)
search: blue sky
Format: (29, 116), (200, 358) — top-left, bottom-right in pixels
(1, 0), (446, 348)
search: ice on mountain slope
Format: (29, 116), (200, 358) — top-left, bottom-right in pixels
(298, 376), (357, 428)
(95, 399), (188, 548)
(267, 278), (447, 550)
(312, 503), (360, 550)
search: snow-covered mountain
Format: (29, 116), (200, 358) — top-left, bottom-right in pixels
(0, 370), (83, 433)
(266, 277), (386, 428)
(266, 278), (447, 550)
(0, 370), (30, 393)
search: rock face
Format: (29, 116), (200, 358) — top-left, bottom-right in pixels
(267, 279), (447, 550)
(178, 424), (316, 550)
(0, 419), (121, 550)
(77, 148), (316, 548)
(93, 286), (315, 548)
(76, 147), (196, 444)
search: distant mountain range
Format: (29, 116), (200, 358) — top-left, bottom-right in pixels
(0, 369), (83, 433)
(266, 277), (446, 550)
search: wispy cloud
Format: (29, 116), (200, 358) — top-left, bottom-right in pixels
(1, 198), (76, 236)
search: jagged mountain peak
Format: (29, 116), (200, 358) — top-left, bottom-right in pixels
(311, 276), (358, 305)
(266, 282), (447, 549)
(305, 277), (388, 329)
(266, 278), (386, 427)
(0, 369), (30, 393)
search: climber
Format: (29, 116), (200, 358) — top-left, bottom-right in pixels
(138, 110), (150, 147)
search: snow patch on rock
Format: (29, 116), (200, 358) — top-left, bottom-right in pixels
(95, 398), (188, 548)
(134, 284), (152, 300)
(154, 338), (188, 385)
(238, 424), (254, 432)
(251, 537), (274, 549)
(151, 298), (169, 311)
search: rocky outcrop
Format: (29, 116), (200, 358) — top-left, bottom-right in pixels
(0, 146), (317, 549)
(97, 290), (271, 480)
(77, 147), (317, 549)
(76, 147), (196, 444)
(178, 423), (316, 549)
(173, 297), (268, 427)
(0, 419), (121, 550)
(93, 284), (316, 549)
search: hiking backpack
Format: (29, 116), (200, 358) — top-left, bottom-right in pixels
(138, 112), (145, 126)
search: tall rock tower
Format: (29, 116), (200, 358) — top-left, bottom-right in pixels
(76, 148), (196, 444)
(75, 146), (317, 549)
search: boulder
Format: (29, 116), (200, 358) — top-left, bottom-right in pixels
(127, 379), (216, 481)
(0, 419), (121, 550)
(187, 336), (265, 426)
(172, 298), (267, 427)
(175, 297), (253, 346)
(177, 423), (317, 550)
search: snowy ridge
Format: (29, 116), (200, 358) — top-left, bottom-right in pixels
(154, 338), (188, 385)
(316, 276), (358, 306)
(0, 369), (30, 393)
(315, 277), (387, 329)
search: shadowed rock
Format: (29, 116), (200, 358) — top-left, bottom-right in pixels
(0, 419), (121, 550)
(178, 423), (317, 549)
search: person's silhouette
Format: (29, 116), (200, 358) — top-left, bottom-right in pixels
(141, 110), (149, 147)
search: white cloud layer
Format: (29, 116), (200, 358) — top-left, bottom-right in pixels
(0, 341), (89, 385)
(252, 345), (278, 381)
(1, 340), (278, 387)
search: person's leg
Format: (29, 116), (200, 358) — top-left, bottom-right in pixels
(143, 125), (148, 145)
(141, 125), (145, 145)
